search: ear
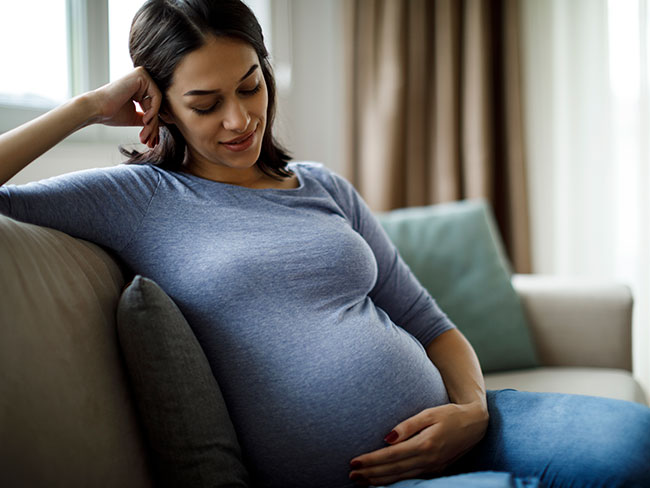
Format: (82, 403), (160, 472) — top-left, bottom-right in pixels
(155, 99), (176, 125)
(158, 109), (175, 125)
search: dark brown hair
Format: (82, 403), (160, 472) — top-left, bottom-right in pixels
(120, 0), (292, 178)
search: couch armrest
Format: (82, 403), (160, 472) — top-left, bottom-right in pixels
(512, 274), (633, 371)
(0, 215), (151, 486)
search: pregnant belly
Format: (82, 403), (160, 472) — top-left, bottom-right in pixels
(219, 312), (450, 488)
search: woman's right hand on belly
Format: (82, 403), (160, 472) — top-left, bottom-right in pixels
(348, 402), (489, 486)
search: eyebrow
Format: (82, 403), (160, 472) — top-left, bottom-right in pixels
(183, 64), (259, 96)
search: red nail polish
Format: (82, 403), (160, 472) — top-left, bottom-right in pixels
(350, 460), (362, 469)
(384, 430), (399, 443)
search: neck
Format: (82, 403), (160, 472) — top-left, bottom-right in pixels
(181, 158), (281, 188)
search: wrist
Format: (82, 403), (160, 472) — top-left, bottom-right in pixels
(463, 399), (489, 424)
(73, 92), (102, 128)
(447, 382), (487, 410)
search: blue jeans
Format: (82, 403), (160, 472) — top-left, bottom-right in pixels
(377, 389), (650, 488)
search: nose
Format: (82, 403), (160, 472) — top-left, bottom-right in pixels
(222, 99), (250, 132)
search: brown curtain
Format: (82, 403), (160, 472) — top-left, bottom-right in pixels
(345, 0), (531, 273)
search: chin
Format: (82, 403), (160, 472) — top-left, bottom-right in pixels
(219, 149), (263, 169)
(211, 155), (260, 171)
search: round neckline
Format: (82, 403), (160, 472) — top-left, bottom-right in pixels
(172, 163), (305, 192)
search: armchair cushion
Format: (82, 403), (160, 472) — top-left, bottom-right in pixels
(377, 200), (539, 373)
(117, 275), (249, 488)
(485, 367), (648, 405)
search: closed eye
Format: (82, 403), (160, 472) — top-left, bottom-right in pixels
(192, 103), (219, 115)
(191, 83), (261, 116)
(241, 83), (261, 96)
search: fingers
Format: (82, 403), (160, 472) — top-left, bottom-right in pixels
(138, 111), (159, 147)
(140, 94), (153, 112)
(140, 91), (162, 125)
(385, 406), (443, 446)
(139, 121), (159, 148)
(350, 430), (429, 470)
(348, 420), (445, 485)
(348, 429), (450, 486)
(138, 91), (161, 148)
(348, 406), (441, 469)
(132, 67), (163, 145)
(349, 404), (486, 486)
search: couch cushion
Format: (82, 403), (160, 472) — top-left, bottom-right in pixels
(117, 275), (249, 488)
(377, 200), (539, 373)
(0, 215), (151, 487)
(484, 367), (648, 405)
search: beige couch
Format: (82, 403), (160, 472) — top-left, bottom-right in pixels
(0, 214), (647, 487)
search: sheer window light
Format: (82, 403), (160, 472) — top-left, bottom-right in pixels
(0, 1), (69, 107)
(109, 0), (145, 82)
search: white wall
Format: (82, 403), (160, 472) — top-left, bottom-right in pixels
(7, 141), (128, 186)
(6, 123), (140, 185)
(273, 0), (347, 176)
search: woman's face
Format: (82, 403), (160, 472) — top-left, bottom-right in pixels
(162, 36), (268, 179)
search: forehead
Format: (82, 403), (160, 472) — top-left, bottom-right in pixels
(170, 36), (259, 93)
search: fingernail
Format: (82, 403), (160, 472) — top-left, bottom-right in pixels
(384, 430), (398, 443)
(350, 460), (362, 469)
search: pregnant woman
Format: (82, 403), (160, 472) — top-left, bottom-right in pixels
(1, 1), (649, 487)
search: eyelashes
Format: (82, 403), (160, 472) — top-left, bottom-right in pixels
(191, 106), (218, 116)
(191, 83), (262, 116)
(241, 84), (262, 97)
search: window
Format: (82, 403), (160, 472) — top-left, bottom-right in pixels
(0, 1), (69, 107)
(108, 0), (144, 82)
(0, 0), (113, 138)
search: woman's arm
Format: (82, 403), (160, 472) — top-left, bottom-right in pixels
(0, 95), (95, 185)
(425, 328), (487, 410)
(0, 67), (162, 186)
(349, 329), (489, 486)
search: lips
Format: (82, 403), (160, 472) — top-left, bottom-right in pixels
(221, 128), (255, 145)
(220, 126), (257, 152)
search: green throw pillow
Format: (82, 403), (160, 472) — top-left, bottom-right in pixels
(116, 275), (249, 488)
(376, 200), (539, 373)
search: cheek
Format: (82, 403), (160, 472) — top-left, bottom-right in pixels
(257, 86), (269, 120)
(174, 119), (220, 151)
(177, 117), (210, 141)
